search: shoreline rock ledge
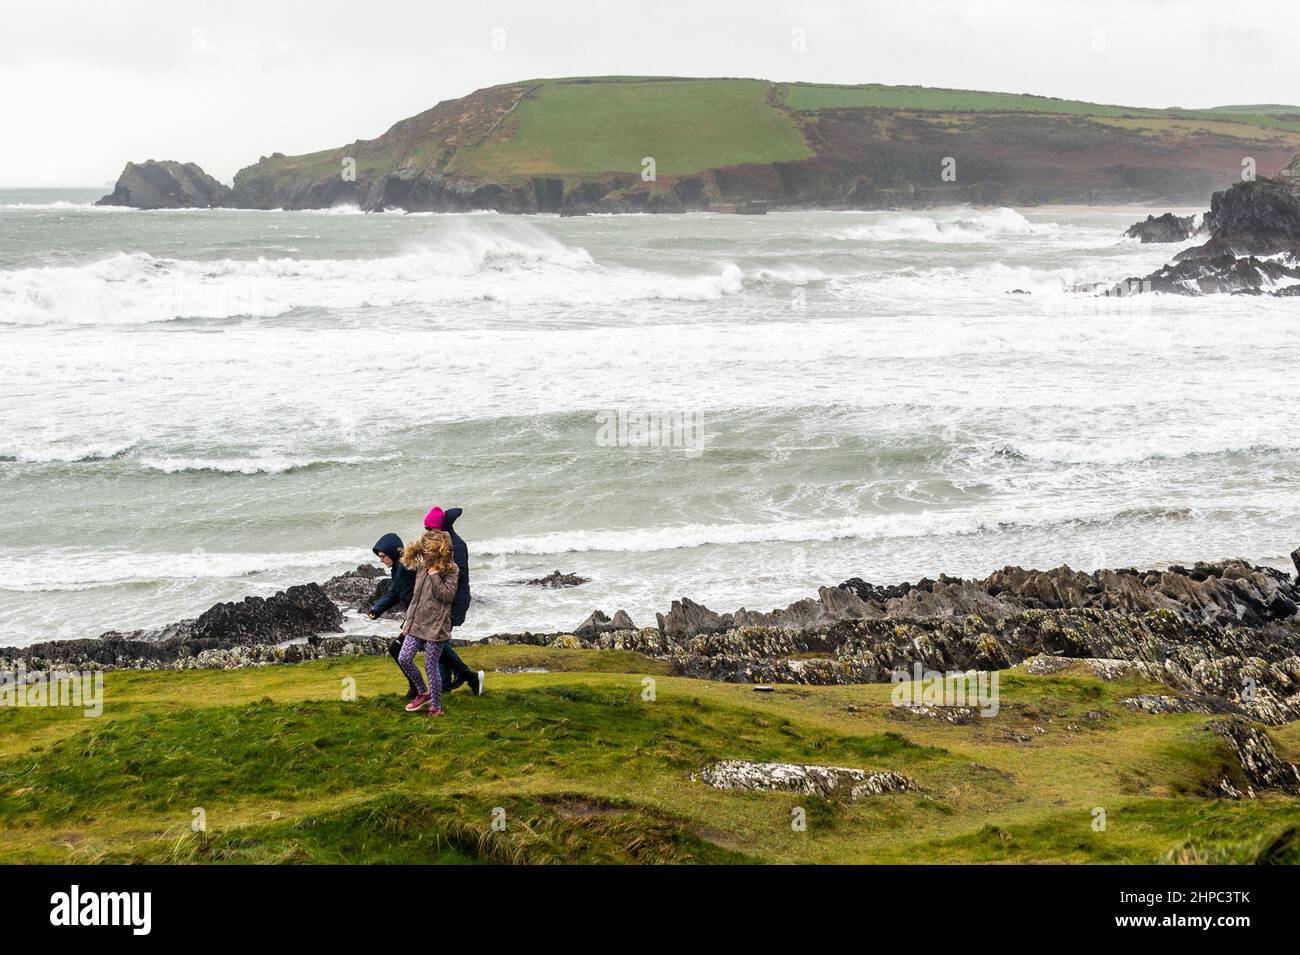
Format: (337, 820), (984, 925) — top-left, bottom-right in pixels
(5, 552), (1300, 730)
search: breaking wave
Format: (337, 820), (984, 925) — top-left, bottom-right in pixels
(0, 221), (748, 325)
(475, 501), (1213, 557)
(834, 207), (1042, 244)
(138, 454), (394, 475)
(0, 547), (368, 591)
(0, 441), (138, 464)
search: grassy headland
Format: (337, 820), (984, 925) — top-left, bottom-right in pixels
(2, 645), (1297, 864)
(212, 76), (1300, 212)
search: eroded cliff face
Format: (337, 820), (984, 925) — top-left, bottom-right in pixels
(96, 160), (233, 209)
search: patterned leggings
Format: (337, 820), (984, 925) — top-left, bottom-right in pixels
(397, 635), (444, 709)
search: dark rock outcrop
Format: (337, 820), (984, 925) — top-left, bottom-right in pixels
(1133, 253), (1300, 295)
(96, 160), (233, 209)
(321, 563), (397, 615)
(655, 560), (1300, 639)
(483, 553), (1300, 724)
(1112, 177), (1300, 295)
(521, 570), (590, 588)
(322, 564), (387, 603)
(574, 609), (637, 637)
(1189, 177), (1300, 259)
(189, 583), (342, 644)
(1124, 212), (1197, 243)
(1, 582), (342, 669)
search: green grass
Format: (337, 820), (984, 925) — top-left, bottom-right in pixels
(448, 78), (813, 180)
(1, 646), (1296, 864)
(778, 82), (1300, 134)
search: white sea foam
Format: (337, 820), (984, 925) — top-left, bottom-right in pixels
(0, 441), (138, 464)
(0, 200), (105, 211)
(473, 499), (1226, 558)
(833, 207), (1041, 243)
(0, 548), (368, 591)
(2, 206), (1298, 644)
(137, 454), (393, 475)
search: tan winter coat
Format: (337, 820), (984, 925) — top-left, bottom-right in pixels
(401, 562), (459, 643)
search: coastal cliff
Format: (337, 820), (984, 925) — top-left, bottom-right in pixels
(97, 77), (1300, 213)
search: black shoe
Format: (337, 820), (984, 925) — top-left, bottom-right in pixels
(468, 671), (483, 696)
(404, 685), (418, 701)
(445, 677), (465, 693)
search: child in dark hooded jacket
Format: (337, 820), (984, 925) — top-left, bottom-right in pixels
(368, 533), (415, 619)
(369, 533), (424, 699)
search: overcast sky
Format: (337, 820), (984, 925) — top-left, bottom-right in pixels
(1, 0), (1295, 186)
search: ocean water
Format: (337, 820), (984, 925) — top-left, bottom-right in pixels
(1, 189), (1298, 646)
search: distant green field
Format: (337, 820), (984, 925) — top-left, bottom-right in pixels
(1205, 104), (1300, 115)
(779, 82), (1300, 134)
(450, 78), (814, 180)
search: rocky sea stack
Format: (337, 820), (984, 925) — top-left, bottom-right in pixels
(96, 160), (233, 209)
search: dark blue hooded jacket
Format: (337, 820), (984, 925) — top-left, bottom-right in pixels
(441, 508), (472, 626)
(369, 532), (415, 617)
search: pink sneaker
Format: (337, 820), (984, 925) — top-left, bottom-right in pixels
(426, 705), (445, 717)
(405, 692), (431, 712)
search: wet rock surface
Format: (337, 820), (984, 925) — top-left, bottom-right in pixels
(1124, 212), (1198, 243)
(520, 570), (591, 588)
(1112, 177), (1300, 295)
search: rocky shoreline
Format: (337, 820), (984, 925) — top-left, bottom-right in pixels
(6, 549), (1300, 727)
(1113, 175), (1300, 295)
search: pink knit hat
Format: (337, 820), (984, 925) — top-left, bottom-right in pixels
(423, 506), (444, 530)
